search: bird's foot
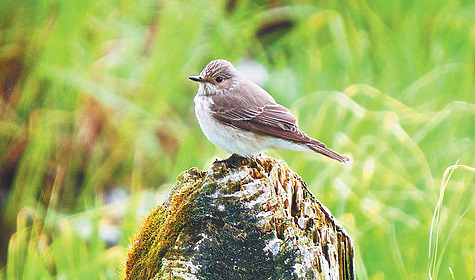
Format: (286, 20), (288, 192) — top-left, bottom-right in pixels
(214, 153), (247, 168)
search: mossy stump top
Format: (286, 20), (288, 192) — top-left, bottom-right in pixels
(124, 155), (354, 280)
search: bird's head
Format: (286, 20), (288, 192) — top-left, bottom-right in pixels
(189, 59), (239, 96)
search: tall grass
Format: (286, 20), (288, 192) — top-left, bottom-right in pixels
(428, 163), (475, 280)
(0, 0), (473, 279)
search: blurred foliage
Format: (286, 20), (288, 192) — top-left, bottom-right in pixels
(0, 0), (474, 279)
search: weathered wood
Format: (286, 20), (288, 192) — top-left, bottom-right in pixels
(124, 155), (355, 280)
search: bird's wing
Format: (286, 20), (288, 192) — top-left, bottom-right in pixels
(210, 95), (325, 147)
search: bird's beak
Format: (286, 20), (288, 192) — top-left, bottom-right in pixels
(188, 76), (203, 82)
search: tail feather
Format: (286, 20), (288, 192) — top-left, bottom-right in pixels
(307, 144), (351, 163)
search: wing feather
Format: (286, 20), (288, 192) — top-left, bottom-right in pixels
(210, 95), (325, 147)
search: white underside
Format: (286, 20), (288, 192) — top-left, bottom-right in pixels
(194, 95), (311, 157)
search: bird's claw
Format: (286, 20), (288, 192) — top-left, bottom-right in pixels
(214, 153), (247, 169)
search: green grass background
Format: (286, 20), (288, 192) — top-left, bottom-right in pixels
(0, 0), (474, 279)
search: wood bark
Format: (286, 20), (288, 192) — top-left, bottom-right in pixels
(124, 155), (355, 280)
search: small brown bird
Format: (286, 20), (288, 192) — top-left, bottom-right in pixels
(189, 59), (350, 163)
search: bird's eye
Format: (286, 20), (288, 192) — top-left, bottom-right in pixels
(215, 76), (223, 83)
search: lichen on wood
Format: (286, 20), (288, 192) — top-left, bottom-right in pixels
(123, 155), (355, 280)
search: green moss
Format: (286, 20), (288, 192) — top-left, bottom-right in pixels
(188, 191), (299, 280)
(123, 168), (205, 280)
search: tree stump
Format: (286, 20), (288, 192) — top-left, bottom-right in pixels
(123, 155), (355, 280)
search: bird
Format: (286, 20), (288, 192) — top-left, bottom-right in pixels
(189, 59), (350, 163)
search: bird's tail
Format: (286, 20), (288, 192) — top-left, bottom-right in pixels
(307, 143), (351, 163)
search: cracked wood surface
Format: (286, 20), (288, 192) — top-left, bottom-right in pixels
(124, 155), (355, 280)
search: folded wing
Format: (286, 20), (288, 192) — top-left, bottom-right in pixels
(211, 97), (325, 147)
(210, 94), (350, 163)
